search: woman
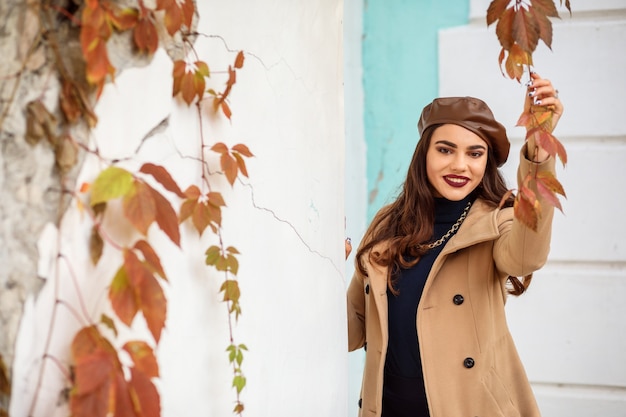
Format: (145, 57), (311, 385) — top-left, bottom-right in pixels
(346, 73), (563, 417)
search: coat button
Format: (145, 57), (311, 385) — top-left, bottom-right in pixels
(358, 398), (362, 408)
(463, 357), (475, 368)
(365, 284), (370, 294)
(453, 294), (464, 305)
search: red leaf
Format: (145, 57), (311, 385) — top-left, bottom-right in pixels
(181, 0), (195, 28)
(109, 265), (139, 326)
(134, 240), (167, 280)
(123, 180), (156, 236)
(536, 176), (563, 211)
(124, 251), (166, 342)
(128, 368), (161, 417)
(495, 7), (515, 50)
(192, 201), (213, 235)
(140, 163), (186, 198)
(486, 0), (510, 26)
(162, 2), (183, 35)
(138, 269), (167, 343)
(133, 12), (159, 54)
(147, 185), (181, 246)
(512, 7), (540, 54)
(529, 5), (553, 49)
(123, 341), (159, 378)
(533, 0), (560, 17)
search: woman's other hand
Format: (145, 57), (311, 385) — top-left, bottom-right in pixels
(345, 237), (352, 260)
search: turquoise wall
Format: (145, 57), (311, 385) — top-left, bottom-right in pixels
(363, 0), (469, 220)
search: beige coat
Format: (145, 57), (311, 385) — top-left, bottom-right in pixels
(347, 153), (555, 417)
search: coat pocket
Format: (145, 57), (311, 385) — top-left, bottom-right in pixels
(481, 368), (521, 417)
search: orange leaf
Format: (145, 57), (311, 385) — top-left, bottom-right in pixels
(124, 251), (167, 342)
(221, 152), (237, 185)
(183, 184), (201, 199)
(109, 265), (139, 326)
(179, 197), (198, 224)
(137, 268), (167, 343)
(233, 152), (249, 178)
(108, 6), (139, 30)
(514, 194), (538, 231)
(162, 2), (183, 35)
(234, 51), (245, 69)
(221, 100), (232, 120)
(123, 341), (159, 378)
(140, 163), (186, 198)
(123, 181), (156, 235)
(133, 13), (159, 54)
(134, 240), (167, 280)
(181, 0), (195, 28)
(180, 72), (196, 105)
(128, 368), (161, 417)
(210, 142), (229, 154)
(192, 201), (214, 235)
(147, 185), (181, 246)
(232, 143), (254, 157)
(486, 0), (510, 26)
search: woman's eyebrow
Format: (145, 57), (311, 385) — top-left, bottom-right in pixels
(434, 140), (487, 151)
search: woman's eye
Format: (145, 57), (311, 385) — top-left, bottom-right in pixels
(437, 147), (452, 154)
(470, 151), (485, 158)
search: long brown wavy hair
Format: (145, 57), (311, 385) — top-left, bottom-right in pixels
(355, 125), (530, 296)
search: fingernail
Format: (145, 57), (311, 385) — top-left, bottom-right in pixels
(528, 91), (534, 97)
(346, 237), (352, 243)
(536, 100), (542, 105)
(525, 80), (533, 87)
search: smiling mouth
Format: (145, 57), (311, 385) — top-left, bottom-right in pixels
(444, 175), (469, 188)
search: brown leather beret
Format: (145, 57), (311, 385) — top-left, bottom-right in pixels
(418, 96), (510, 167)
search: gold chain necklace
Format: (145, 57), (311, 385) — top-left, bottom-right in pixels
(419, 200), (472, 250)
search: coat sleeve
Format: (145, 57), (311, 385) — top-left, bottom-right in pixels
(347, 270), (366, 351)
(493, 145), (557, 277)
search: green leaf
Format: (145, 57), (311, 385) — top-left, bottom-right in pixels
(232, 375), (246, 394)
(205, 245), (221, 266)
(99, 313), (118, 337)
(90, 166), (134, 206)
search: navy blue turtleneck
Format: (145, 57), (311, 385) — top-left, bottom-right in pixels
(381, 195), (473, 417)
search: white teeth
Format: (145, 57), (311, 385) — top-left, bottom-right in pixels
(446, 177), (467, 184)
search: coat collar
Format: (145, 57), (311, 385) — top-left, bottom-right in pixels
(364, 198), (503, 293)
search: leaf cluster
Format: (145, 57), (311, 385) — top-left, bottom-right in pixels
(487, 0), (571, 81)
(69, 325), (160, 417)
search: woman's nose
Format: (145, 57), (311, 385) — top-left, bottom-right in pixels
(450, 154), (467, 172)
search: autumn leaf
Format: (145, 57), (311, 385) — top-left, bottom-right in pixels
(139, 163), (186, 198)
(514, 192), (539, 231)
(123, 250), (167, 342)
(123, 180), (157, 236)
(127, 367), (161, 417)
(512, 7), (540, 54)
(89, 225), (104, 265)
(146, 184), (181, 246)
(486, 0), (509, 26)
(133, 9), (159, 54)
(90, 166), (134, 206)
(100, 314), (118, 338)
(123, 341), (159, 378)
(179, 186), (225, 235)
(234, 51), (245, 69)
(134, 240), (167, 280)
(211, 142), (254, 185)
(109, 265), (139, 327)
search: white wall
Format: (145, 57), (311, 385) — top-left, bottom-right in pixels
(440, 0), (626, 415)
(343, 1), (367, 416)
(10, 2), (347, 416)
